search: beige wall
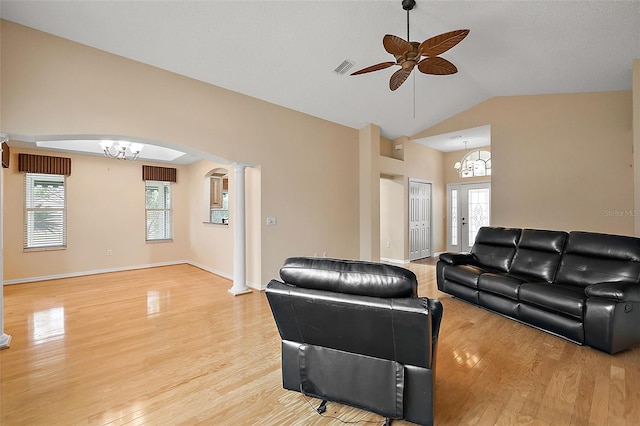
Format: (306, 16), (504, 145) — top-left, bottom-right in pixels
(2, 149), (264, 286)
(378, 136), (446, 261)
(359, 124), (381, 261)
(403, 141), (446, 255)
(2, 19), (635, 285)
(1, 21), (360, 282)
(184, 160), (261, 286)
(3, 147), (189, 281)
(413, 92), (634, 235)
(634, 59), (640, 235)
(379, 176), (405, 261)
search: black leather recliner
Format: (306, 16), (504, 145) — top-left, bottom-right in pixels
(266, 257), (443, 426)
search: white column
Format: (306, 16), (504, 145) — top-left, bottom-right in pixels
(0, 135), (11, 349)
(228, 164), (251, 295)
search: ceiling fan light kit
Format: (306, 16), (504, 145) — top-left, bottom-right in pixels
(351, 0), (469, 91)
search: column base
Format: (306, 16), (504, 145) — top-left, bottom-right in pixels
(228, 286), (252, 296)
(0, 333), (11, 350)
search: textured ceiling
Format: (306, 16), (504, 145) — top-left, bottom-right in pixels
(2, 0), (639, 150)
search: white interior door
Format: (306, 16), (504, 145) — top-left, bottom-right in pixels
(447, 182), (491, 252)
(409, 180), (431, 260)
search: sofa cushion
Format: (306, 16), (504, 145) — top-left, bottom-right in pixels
(279, 257), (417, 298)
(509, 229), (568, 283)
(471, 227), (521, 272)
(555, 232), (640, 288)
(519, 283), (586, 319)
(478, 273), (526, 300)
(442, 264), (490, 289)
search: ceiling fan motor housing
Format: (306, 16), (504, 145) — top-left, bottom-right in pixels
(402, 0), (416, 11)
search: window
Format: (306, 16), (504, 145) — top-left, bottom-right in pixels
(454, 150), (492, 178)
(24, 173), (66, 250)
(145, 180), (172, 241)
(450, 189), (458, 246)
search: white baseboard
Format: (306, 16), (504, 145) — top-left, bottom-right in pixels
(187, 261), (233, 281)
(380, 257), (410, 264)
(3, 260), (264, 291)
(382, 253), (444, 265)
(186, 261), (263, 291)
(2, 261), (190, 285)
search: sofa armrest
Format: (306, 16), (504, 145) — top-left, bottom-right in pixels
(585, 282), (640, 303)
(438, 252), (477, 265)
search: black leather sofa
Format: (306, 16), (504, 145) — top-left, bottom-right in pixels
(437, 226), (640, 354)
(266, 257), (443, 426)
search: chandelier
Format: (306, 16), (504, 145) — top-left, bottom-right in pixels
(99, 140), (143, 160)
(454, 144), (492, 178)
(453, 141), (470, 175)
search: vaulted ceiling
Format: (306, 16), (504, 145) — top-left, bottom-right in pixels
(2, 1), (639, 151)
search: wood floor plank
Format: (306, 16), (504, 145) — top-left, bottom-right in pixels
(2, 262), (639, 425)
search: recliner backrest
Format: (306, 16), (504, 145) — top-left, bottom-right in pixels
(509, 229), (568, 283)
(555, 231), (640, 288)
(471, 227), (522, 272)
(279, 256), (418, 298)
(268, 257), (434, 367)
(267, 281), (434, 368)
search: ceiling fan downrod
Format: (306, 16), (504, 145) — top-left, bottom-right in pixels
(402, 0), (416, 41)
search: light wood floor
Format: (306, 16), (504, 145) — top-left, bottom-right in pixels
(1, 263), (639, 425)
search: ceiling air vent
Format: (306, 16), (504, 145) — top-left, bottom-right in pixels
(334, 59), (355, 75)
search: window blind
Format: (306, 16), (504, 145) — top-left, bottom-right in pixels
(19, 153), (71, 176)
(24, 173), (67, 250)
(142, 165), (177, 182)
(145, 180), (173, 241)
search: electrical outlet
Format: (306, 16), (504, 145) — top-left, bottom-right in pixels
(107, 249), (113, 256)
(266, 217), (277, 226)
(386, 242), (391, 248)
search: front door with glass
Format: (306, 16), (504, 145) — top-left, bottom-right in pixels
(446, 182), (491, 252)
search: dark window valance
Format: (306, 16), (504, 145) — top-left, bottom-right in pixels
(142, 165), (177, 182)
(18, 153), (71, 176)
(1, 142), (9, 168)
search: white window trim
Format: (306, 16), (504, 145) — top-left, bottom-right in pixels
(145, 180), (173, 242)
(24, 173), (67, 251)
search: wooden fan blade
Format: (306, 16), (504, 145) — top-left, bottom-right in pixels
(389, 68), (411, 91)
(418, 29), (470, 57)
(417, 57), (458, 75)
(383, 34), (411, 57)
(351, 62), (396, 76)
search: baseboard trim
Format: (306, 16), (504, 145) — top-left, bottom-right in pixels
(2, 261), (190, 285)
(4, 262), (261, 291)
(380, 257), (410, 264)
(186, 261), (263, 291)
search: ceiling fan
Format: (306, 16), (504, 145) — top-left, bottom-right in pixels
(351, 0), (469, 91)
